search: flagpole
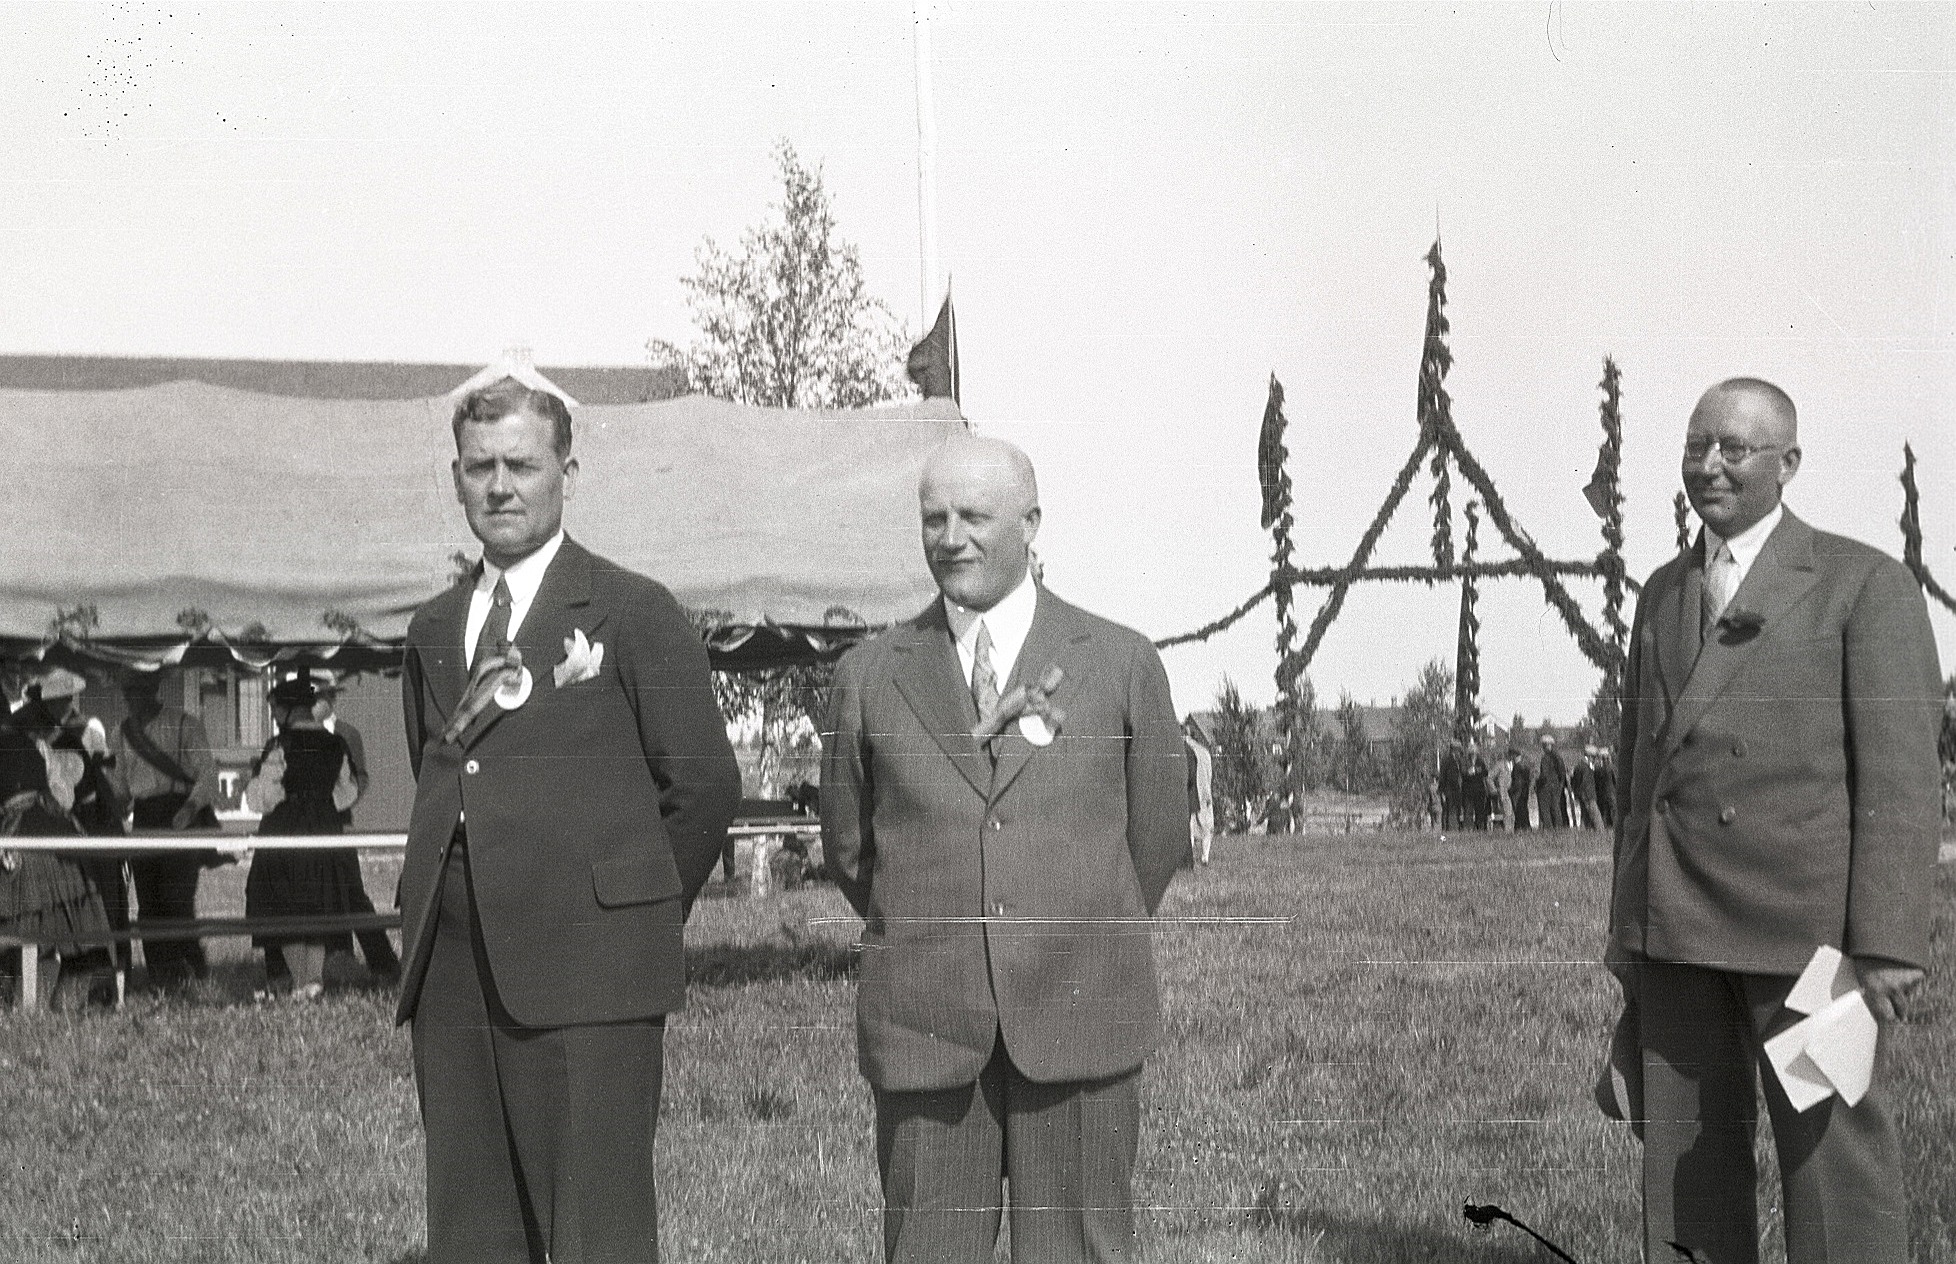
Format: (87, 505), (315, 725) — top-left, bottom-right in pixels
(913, 0), (941, 326)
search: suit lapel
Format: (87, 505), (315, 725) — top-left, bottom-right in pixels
(1655, 540), (1705, 711)
(891, 603), (991, 800)
(989, 590), (1098, 801)
(418, 581), (475, 724)
(455, 538), (597, 751)
(1662, 512), (1820, 760)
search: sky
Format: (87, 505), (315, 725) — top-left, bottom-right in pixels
(1, 1), (1950, 726)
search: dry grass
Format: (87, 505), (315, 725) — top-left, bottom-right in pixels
(3, 832), (1951, 1263)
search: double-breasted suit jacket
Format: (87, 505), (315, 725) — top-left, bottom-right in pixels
(1611, 511), (1943, 976)
(394, 538), (741, 1028)
(823, 587), (1188, 1092)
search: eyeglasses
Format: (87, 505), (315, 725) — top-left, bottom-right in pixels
(1682, 438), (1783, 466)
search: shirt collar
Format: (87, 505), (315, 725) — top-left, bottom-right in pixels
(1706, 502), (1783, 572)
(943, 568), (1038, 654)
(478, 529), (565, 608)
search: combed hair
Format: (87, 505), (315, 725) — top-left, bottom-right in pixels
(451, 378), (574, 458)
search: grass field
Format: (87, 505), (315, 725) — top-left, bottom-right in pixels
(3, 831), (1952, 1263)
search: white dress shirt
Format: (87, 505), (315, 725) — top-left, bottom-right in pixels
(464, 529), (565, 666)
(944, 569), (1039, 694)
(1704, 502), (1784, 598)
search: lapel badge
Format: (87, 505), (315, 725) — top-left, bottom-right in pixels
(973, 664), (1066, 746)
(495, 664), (534, 709)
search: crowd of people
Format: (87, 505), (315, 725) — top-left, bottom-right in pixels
(0, 664), (397, 1008)
(1433, 732), (1618, 832)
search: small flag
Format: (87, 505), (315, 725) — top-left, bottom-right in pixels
(1257, 374), (1292, 530)
(906, 293), (959, 404)
(1582, 450), (1612, 519)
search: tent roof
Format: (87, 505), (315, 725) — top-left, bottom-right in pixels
(1, 381), (963, 669)
(0, 353), (686, 404)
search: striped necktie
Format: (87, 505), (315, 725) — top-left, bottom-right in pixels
(971, 621), (1000, 728)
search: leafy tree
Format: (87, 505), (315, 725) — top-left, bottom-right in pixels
(657, 142), (913, 791)
(1287, 673), (1326, 792)
(1387, 659), (1454, 824)
(1209, 678), (1273, 832)
(1585, 677), (1621, 751)
(1328, 692), (1377, 796)
(651, 139), (912, 408)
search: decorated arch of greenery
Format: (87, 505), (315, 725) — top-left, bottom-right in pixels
(1155, 241), (1955, 828)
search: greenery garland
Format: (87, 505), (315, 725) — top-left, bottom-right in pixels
(1452, 500), (1483, 741)
(1258, 375), (1307, 826)
(1901, 444), (1956, 616)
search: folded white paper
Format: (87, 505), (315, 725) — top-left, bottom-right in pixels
(1783, 944), (1856, 1016)
(1763, 945), (1878, 1112)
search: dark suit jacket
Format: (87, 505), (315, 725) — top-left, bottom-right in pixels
(1610, 510), (1943, 975)
(821, 587), (1188, 1092)
(394, 538), (741, 1027)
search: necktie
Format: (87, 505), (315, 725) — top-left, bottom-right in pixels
(473, 575), (513, 670)
(971, 621), (1000, 728)
(1705, 542), (1738, 620)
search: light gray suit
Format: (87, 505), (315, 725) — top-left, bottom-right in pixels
(823, 586), (1187, 1262)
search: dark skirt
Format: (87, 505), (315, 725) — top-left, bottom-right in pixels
(246, 796), (363, 948)
(2, 803), (112, 955)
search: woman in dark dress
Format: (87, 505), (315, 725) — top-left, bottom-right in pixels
(245, 671), (358, 1000)
(0, 714), (111, 1007)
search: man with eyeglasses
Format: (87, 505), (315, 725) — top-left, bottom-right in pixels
(1605, 377), (1942, 1263)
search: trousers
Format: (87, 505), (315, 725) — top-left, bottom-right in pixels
(412, 844), (667, 1263)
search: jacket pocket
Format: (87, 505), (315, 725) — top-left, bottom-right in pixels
(591, 853), (683, 907)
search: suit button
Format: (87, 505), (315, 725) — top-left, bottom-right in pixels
(464, 759), (480, 775)
(1657, 797), (1669, 813)
(991, 901), (1007, 916)
(1719, 806), (1737, 825)
(1732, 741), (1747, 757)
(986, 817), (1003, 832)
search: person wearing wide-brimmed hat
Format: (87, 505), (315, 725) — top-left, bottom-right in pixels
(308, 670), (399, 981)
(243, 669), (360, 1000)
(12, 668), (128, 999)
(0, 703), (111, 1007)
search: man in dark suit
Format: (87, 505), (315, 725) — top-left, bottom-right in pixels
(822, 435), (1187, 1263)
(1437, 740), (1465, 829)
(1505, 748), (1533, 830)
(394, 378), (741, 1263)
(1609, 378), (1943, 1264)
(1533, 733), (1571, 828)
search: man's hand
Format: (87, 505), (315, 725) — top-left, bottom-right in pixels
(1854, 955), (1926, 1023)
(170, 801), (200, 830)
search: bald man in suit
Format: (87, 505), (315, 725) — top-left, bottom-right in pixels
(822, 436), (1187, 1263)
(1608, 378), (1943, 1264)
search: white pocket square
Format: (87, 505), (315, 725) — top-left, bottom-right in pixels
(554, 628), (606, 688)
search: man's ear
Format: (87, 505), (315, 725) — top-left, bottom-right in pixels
(563, 457), (581, 501)
(451, 459), (464, 506)
(1021, 504), (1041, 545)
(1776, 446), (1801, 489)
